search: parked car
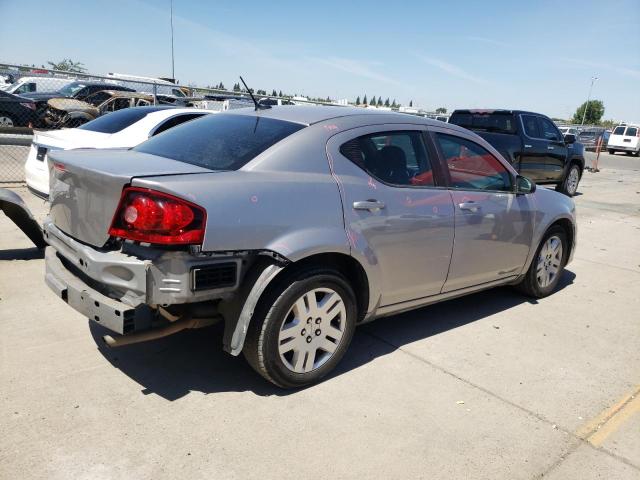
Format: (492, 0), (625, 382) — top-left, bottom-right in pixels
(578, 128), (610, 151)
(20, 81), (136, 126)
(258, 97), (296, 106)
(558, 126), (580, 137)
(25, 106), (213, 197)
(0, 76), (75, 95)
(41, 90), (156, 129)
(0, 90), (37, 127)
(607, 124), (640, 156)
(449, 109), (585, 196)
(32, 106), (576, 388)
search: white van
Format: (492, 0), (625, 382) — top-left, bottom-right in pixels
(608, 124), (640, 156)
(0, 76), (75, 95)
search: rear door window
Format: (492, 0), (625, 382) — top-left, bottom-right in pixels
(339, 130), (435, 186)
(613, 126), (626, 135)
(134, 114), (304, 170)
(625, 127), (637, 137)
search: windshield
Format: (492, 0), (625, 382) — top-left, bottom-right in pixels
(134, 114), (304, 171)
(57, 82), (87, 97)
(449, 112), (516, 134)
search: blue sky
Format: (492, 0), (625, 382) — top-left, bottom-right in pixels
(1, 0), (639, 121)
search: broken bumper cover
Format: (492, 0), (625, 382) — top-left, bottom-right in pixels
(45, 246), (145, 334)
(42, 219), (242, 307)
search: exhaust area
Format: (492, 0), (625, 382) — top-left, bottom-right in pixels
(103, 315), (219, 348)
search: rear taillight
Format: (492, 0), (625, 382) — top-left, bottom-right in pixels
(108, 187), (206, 245)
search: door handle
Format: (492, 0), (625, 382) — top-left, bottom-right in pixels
(547, 146), (555, 150)
(353, 200), (386, 212)
(524, 144), (532, 148)
(458, 202), (481, 213)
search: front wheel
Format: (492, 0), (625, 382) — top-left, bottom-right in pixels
(556, 164), (581, 196)
(244, 269), (357, 388)
(515, 226), (568, 298)
(608, 149), (615, 155)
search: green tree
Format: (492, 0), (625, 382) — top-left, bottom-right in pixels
(384, 97), (390, 107)
(233, 83), (241, 92)
(435, 107), (447, 114)
(278, 90), (283, 97)
(356, 96), (360, 105)
(409, 100), (413, 107)
(370, 96), (376, 106)
(363, 94), (368, 105)
(572, 99), (605, 125)
(272, 89), (277, 96)
(47, 58), (86, 73)
(377, 97), (383, 106)
(392, 99), (397, 108)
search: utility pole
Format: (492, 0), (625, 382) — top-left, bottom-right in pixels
(170, 0), (175, 80)
(580, 76), (598, 126)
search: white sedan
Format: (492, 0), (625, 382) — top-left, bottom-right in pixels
(25, 106), (213, 197)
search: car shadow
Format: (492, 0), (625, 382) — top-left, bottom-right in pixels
(90, 270), (575, 400)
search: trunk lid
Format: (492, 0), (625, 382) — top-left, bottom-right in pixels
(48, 149), (212, 247)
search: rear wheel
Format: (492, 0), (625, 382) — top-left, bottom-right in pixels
(516, 226), (568, 298)
(608, 149), (615, 155)
(244, 269), (357, 388)
(556, 163), (581, 196)
(0, 113), (16, 127)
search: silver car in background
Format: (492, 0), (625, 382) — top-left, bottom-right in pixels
(43, 106), (577, 388)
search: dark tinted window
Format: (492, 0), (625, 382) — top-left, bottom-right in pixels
(436, 133), (511, 191)
(134, 114), (304, 171)
(449, 112), (516, 134)
(152, 113), (207, 136)
(78, 107), (168, 133)
(539, 117), (561, 141)
(340, 131), (435, 186)
(626, 127), (638, 136)
(521, 115), (541, 138)
(613, 126), (626, 135)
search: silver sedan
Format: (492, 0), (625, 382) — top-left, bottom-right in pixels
(41, 106), (576, 388)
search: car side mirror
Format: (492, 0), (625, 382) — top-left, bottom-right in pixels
(564, 133), (576, 144)
(516, 175), (536, 195)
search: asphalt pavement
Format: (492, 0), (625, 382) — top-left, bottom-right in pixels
(0, 152), (639, 479)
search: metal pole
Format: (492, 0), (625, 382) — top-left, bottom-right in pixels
(580, 76), (598, 127)
(170, 0), (175, 80)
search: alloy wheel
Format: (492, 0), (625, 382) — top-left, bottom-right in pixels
(278, 287), (346, 373)
(0, 116), (14, 127)
(536, 235), (563, 288)
(566, 167), (579, 195)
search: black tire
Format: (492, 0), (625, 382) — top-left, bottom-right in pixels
(244, 269), (357, 389)
(0, 112), (17, 128)
(633, 150), (640, 157)
(515, 225), (569, 298)
(608, 149), (615, 155)
(625, 151), (633, 156)
(556, 163), (581, 197)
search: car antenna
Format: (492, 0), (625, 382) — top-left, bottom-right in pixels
(239, 76), (270, 111)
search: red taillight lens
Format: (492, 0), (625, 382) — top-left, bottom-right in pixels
(108, 187), (206, 245)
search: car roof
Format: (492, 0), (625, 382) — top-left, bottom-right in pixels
(452, 109), (546, 117)
(224, 105), (457, 128)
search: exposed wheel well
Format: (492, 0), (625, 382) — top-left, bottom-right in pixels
(278, 253), (370, 322)
(569, 157), (584, 175)
(550, 218), (574, 259)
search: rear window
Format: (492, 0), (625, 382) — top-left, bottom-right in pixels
(134, 114), (305, 171)
(613, 126), (626, 135)
(78, 107), (169, 134)
(449, 112), (516, 134)
(625, 127), (637, 137)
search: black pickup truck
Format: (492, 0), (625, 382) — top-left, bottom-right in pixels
(449, 109), (584, 196)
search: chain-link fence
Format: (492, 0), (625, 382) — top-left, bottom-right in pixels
(0, 62), (353, 184)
